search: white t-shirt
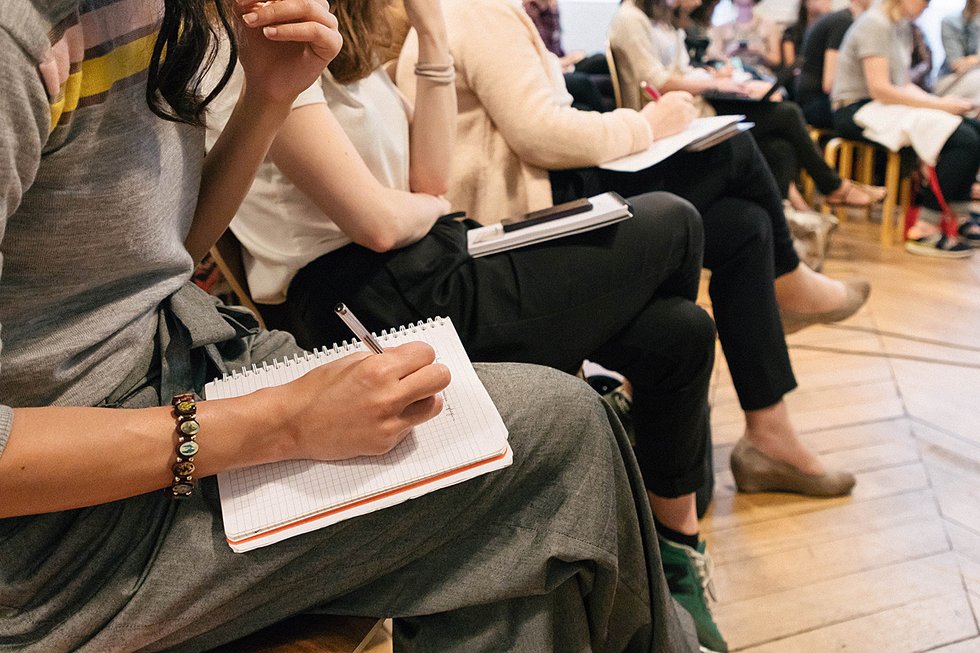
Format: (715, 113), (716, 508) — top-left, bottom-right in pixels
(206, 66), (410, 304)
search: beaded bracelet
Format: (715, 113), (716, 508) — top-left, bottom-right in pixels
(168, 392), (200, 498)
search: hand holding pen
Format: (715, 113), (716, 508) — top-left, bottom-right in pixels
(640, 80), (661, 102)
(639, 87), (697, 140)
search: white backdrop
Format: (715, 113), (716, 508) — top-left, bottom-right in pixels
(558, 0), (968, 75)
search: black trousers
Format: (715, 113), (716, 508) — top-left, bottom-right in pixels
(834, 100), (980, 212)
(710, 99), (843, 197)
(288, 192), (714, 499)
(555, 132), (799, 412)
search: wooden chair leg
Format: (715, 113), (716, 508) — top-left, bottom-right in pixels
(881, 151), (903, 246)
(836, 141), (854, 223)
(822, 138), (843, 216)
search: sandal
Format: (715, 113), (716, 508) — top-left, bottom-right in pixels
(824, 180), (886, 208)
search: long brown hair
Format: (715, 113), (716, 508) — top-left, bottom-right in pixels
(328, 0), (393, 83)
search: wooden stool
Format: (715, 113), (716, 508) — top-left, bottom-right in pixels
(822, 137), (911, 246)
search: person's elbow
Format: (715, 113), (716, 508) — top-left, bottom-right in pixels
(866, 80), (893, 102)
(410, 173), (450, 198)
(348, 210), (401, 253)
(357, 229), (400, 253)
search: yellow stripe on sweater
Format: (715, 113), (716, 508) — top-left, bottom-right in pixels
(49, 31), (157, 130)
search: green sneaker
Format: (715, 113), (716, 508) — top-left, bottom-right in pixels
(658, 535), (728, 653)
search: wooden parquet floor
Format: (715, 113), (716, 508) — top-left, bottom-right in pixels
(703, 220), (980, 652)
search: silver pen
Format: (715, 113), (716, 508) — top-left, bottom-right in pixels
(334, 303), (385, 354)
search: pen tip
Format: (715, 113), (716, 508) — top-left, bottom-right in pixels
(334, 303), (347, 314)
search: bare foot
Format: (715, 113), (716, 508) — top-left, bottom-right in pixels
(787, 183), (811, 212)
(774, 263), (849, 314)
(744, 402), (825, 475)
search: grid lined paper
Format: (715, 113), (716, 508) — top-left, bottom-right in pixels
(205, 318), (510, 551)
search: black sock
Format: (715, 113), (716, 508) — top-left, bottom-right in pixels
(655, 520), (700, 549)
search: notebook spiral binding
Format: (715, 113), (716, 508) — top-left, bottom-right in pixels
(219, 317), (447, 381)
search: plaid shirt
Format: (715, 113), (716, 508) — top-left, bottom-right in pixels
(523, 0), (564, 57)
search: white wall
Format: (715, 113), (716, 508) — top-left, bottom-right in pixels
(558, 0), (968, 75)
(558, 0), (620, 55)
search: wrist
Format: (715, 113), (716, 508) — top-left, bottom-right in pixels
(249, 385), (299, 462)
(236, 87), (295, 128)
(197, 387), (294, 474)
(416, 29), (451, 65)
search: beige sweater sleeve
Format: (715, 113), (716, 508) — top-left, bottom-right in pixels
(446, 0), (652, 170)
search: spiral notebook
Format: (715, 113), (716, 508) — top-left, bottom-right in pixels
(204, 317), (512, 553)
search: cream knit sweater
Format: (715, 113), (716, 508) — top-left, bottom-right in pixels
(397, 0), (653, 221)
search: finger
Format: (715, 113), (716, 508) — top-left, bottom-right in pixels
(397, 362), (451, 405)
(261, 21), (344, 58)
(376, 342), (438, 379)
(240, 0), (337, 30)
(398, 394), (445, 428)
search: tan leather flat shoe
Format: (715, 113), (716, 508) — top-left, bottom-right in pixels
(780, 279), (870, 335)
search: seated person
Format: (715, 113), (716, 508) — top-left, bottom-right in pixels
(608, 0), (884, 211)
(207, 0), (722, 648)
(685, 0), (723, 66)
(523, 0), (615, 111)
(706, 0), (782, 79)
(398, 6), (868, 648)
(797, 0), (873, 129)
(780, 0), (832, 76)
(0, 1), (699, 651)
(935, 0), (980, 101)
(831, 0), (980, 257)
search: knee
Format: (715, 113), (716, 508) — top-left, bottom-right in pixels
(476, 362), (615, 465)
(949, 123), (980, 157)
(679, 301), (717, 354)
(774, 100), (805, 126)
(654, 298), (717, 367)
(629, 191), (704, 248)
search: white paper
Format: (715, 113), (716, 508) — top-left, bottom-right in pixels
(599, 115), (746, 172)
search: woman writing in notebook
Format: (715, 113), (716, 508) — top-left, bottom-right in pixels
(608, 0), (884, 212)
(0, 0), (700, 650)
(206, 0), (732, 648)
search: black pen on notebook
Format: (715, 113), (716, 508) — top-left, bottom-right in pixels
(335, 303), (385, 354)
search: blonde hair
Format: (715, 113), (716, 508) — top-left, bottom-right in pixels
(327, 0), (394, 84)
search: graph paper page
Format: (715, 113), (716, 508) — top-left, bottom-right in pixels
(205, 318), (510, 552)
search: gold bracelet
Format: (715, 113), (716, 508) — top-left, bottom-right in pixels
(168, 392), (200, 498)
